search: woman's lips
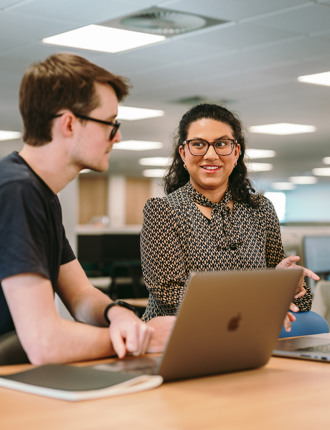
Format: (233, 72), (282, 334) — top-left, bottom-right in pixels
(201, 165), (222, 172)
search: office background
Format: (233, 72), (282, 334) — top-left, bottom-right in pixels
(1, 0), (330, 257)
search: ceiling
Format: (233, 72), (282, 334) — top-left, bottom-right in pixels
(1, 0), (330, 192)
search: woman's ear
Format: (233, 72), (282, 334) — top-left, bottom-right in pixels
(234, 143), (241, 163)
(179, 144), (186, 164)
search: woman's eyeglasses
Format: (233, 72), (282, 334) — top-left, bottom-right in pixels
(183, 138), (237, 156)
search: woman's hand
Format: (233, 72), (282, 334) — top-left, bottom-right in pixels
(277, 255), (320, 332)
(276, 255), (319, 297)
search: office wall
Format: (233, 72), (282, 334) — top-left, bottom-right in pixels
(60, 177), (330, 258)
(125, 177), (152, 225)
(76, 174), (164, 229)
(284, 183), (330, 222)
(58, 178), (78, 254)
(79, 175), (108, 224)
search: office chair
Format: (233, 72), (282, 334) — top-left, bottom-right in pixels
(311, 280), (330, 326)
(0, 331), (29, 365)
(279, 310), (329, 338)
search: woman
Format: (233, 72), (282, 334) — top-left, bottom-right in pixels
(141, 104), (319, 333)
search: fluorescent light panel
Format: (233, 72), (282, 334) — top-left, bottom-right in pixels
(298, 71), (330, 87)
(139, 157), (172, 166)
(249, 123), (315, 135)
(272, 182), (295, 191)
(42, 25), (165, 53)
(114, 140), (163, 151)
(246, 162), (273, 172)
(312, 167), (330, 177)
(0, 130), (22, 141)
(289, 176), (317, 185)
(245, 149), (276, 159)
(143, 169), (167, 178)
(118, 106), (164, 121)
(323, 157), (330, 165)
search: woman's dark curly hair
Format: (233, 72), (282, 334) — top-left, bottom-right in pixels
(164, 103), (259, 208)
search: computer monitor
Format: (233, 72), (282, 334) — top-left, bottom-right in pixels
(77, 234), (104, 264)
(102, 233), (141, 261)
(303, 235), (330, 279)
(77, 232), (141, 274)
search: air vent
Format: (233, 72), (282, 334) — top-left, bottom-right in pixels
(102, 7), (228, 38)
(121, 8), (206, 36)
(171, 95), (234, 106)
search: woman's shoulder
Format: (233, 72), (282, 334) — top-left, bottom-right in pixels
(257, 194), (276, 211)
(143, 196), (173, 220)
(242, 193), (274, 212)
(146, 187), (186, 206)
(249, 195), (280, 226)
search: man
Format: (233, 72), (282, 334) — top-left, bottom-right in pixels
(0, 53), (173, 364)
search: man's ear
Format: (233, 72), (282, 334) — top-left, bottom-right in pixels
(57, 112), (76, 137)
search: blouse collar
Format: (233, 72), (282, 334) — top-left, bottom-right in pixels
(183, 181), (232, 208)
(183, 181), (243, 250)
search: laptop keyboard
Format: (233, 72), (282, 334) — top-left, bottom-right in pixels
(298, 343), (330, 353)
(94, 356), (161, 375)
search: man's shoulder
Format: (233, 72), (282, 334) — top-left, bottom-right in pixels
(0, 152), (31, 185)
(0, 154), (50, 209)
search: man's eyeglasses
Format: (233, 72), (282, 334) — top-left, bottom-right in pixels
(51, 113), (121, 140)
(183, 138), (237, 156)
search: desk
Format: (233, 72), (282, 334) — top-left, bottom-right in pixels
(1, 334), (330, 430)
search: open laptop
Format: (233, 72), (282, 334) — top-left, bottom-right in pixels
(98, 269), (302, 381)
(273, 334), (330, 362)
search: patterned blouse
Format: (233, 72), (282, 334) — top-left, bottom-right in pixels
(140, 182), (312, 321)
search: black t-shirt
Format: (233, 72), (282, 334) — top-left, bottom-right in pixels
(0, 152), (76, 335)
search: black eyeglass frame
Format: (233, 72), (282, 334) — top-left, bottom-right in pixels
(50, 113), (121, 140)
(183, 138), (237, 156)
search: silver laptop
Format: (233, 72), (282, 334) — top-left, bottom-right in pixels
(99, 269), (302, 381)
(273, 334), (330, 362)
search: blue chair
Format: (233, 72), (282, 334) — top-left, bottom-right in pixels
(279, 311), (329, 338)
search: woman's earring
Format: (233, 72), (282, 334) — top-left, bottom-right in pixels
(183, 163), (187, 170)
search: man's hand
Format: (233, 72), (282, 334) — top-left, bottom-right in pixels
(146, 316), (176, 353)
(108, 306), (153, 358)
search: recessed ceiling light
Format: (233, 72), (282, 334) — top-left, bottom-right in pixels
(143, 169), (166, 177)
(245, 149), (276, 159)
(323, 157), (330, 165)
(42, 25), (165, 53)
(298, 71), (330, 87)
(114, 140), (163, 151)
(272, 182), (296, 191)
(246, 162), (273, 172)
(139, 157), (172, 166)
(289, 176), (317, 185)
(249, 123), (315, 135)
(118, 106), (164, 120)
(312, 167), (330, 176)
(0, 130), (22, 141)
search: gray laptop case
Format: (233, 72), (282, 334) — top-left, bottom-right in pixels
(103, 269), (302, 381)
